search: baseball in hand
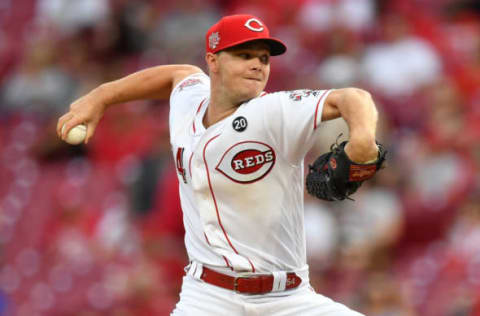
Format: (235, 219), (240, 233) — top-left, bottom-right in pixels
(62, 124), (87, 145)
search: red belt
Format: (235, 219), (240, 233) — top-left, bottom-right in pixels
(200, 266), (302, 294)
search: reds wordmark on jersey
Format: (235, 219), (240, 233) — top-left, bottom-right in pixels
(169, 72), (332, 274)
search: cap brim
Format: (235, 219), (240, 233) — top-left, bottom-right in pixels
(218, 37), (287, 56)
(263, 38), (287, 56)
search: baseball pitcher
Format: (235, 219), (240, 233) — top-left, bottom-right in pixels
(58, 14), (386, 316)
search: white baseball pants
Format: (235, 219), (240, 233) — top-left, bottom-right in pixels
(171, 274), (364, 316)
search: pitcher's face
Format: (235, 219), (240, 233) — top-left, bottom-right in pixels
(209, 41), (271, 104)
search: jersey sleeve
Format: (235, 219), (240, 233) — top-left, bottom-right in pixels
(169, 72), (210, 129)
(262, 89), (333, 165)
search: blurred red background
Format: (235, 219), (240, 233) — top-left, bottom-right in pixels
(1, 0), (480, 315)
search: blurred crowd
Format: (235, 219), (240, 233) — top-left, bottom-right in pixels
(0, 0), (480, 315)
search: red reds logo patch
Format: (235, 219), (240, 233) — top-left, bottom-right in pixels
(216, 141), (276, 183)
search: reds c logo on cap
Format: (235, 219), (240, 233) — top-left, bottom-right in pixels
(244, 18), (264, 32)
(205, 14), (287, 56)
(216, 141), (276, 184)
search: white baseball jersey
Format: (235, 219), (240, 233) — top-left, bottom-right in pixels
(169, 72), (332, 274)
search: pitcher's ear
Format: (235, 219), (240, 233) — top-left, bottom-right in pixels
(206, 52), (220, 73)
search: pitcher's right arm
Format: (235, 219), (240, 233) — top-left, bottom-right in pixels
(57, 64), (202, 143)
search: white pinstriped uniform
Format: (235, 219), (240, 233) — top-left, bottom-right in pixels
(169, 72), (363, 316)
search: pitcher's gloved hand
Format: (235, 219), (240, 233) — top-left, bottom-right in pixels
(306, 140), (387, 201)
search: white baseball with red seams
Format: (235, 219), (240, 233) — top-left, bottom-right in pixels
(169, 72), (331, 273)
(62, 124), (87, 145)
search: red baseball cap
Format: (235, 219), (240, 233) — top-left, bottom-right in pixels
(205, 14), (287, 56)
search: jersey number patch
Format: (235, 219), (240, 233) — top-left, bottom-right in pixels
(232, 116), (248, 132)
(176, 147), (187, 183)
